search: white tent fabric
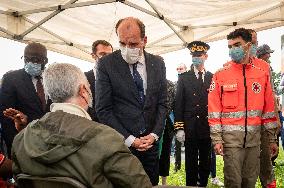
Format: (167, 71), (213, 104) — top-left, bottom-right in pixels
(0, 0), (284, 62)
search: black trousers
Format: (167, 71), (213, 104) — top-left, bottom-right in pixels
(159, 124), (173, 177)
(175, 138), (182, 170)
(130, 143), (159, 186)
(185, 138), (211, 186)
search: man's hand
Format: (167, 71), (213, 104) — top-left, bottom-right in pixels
(269, 142), (278, 158)
(3, 108), (28, 131)
(131, 138), (143, 149)
(138, 134), (155, 151)
(214, 143), (224, 156)
(176, 130), (185, 143)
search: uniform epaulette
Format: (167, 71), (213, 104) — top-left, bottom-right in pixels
(179, 70), (189, 75)
(174, 121), (184, 130)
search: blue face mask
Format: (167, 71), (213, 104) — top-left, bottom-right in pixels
(24, 62), (43, 76)
(250, 44), (257, 57)
(192, 57), (204, 66)
(229, 46), (245, 63)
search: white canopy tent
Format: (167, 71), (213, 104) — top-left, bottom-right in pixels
(0, 0), (283, 62)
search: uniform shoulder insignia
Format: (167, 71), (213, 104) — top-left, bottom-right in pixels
(179, 70), (189, 76)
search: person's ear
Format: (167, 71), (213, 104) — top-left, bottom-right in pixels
(91, 53), (97, 61)
(78, 84), (87, 98)
(143, 36), (147, 46)
(204, 54), (208, 60)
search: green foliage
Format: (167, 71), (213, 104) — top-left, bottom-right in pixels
(161, 148), (284, 187)
(272, 70), (282, 95)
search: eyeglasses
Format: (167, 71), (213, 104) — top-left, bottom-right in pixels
(23, 56), (48, 64)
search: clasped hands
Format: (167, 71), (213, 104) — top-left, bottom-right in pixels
(131, 134), (155, 151)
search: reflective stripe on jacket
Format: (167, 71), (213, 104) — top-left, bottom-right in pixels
(208, 58), (277, 148)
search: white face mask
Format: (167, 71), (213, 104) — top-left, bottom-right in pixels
(87, 89), (93, 108)
(120, 45), (141, 64)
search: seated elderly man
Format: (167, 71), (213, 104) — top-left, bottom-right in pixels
(11, 63), (152, 188)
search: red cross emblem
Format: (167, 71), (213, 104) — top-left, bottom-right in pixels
(252, 82), (261, 93)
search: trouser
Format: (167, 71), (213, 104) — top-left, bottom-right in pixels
(130, 143), (159, 186)
(259, 131), (275, 187)
(224, 146), (260, 188)
(210, 144), (216, 178)
(1, 124), (17, 158)
(174, 138), (181, 171)
(159, 124), (173, 177)
(185, 138), (211, 186)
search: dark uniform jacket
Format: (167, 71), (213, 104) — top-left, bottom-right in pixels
(174, 69), (213, 139)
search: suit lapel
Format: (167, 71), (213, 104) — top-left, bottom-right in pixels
(115, 52), (141, 103)
(144, 52), (155, 106)
(21, 70), (43, 111)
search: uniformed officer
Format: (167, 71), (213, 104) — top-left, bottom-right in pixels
(174, 41), (213, 187)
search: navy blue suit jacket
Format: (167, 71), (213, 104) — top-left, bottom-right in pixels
(95, 50), (167, 139)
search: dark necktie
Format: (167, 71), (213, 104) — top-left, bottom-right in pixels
(132, 62), (145, 106)
(36, 76), (46, 111)
(132, 63), (146, 134)
(198, 71), (203, 89)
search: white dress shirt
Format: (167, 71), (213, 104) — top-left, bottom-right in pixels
(193, 66), (205, 82)
(125, 52), (158, 147)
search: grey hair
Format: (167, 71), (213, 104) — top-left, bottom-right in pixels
(43, 63), (88, 103)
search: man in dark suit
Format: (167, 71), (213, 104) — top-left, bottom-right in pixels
(85, 40), (113, 121)
(95, 17), (167, 186)
(0, 42), (50, 157)
(174, 41), (213, 187)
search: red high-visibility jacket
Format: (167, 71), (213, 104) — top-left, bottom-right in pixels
(208, 58), (277, 148)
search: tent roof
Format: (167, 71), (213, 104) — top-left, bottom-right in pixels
(0, 0), (284, 62)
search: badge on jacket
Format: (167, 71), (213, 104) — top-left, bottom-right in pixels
(209, 81), (215, 92)
(252, 82), (261, 93)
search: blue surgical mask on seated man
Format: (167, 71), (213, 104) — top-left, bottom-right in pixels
(24, 62), (43, 76)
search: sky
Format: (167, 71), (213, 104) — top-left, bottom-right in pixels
(0, 26), (283, 82)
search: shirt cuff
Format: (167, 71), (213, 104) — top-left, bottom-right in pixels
(125, 135), (136, 147)
(150, 133), (159, 142)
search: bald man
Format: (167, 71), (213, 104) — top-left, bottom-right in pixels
(95, 17), (167, 186)
(0, 42), (51, 157)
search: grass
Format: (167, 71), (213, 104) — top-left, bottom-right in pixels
(160, 147), (284, 187)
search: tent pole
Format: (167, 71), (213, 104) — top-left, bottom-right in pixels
(18, 0), (115, 16)
(122, 1), (182, 28)
(21, 17), (90, 54)
(144, 0), (187, 45)
(198, 2), (284, 41)
(0, 26), (14, 37)
(18, 0), (78, 39)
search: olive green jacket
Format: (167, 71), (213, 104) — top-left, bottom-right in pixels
(12, 110), (152, 188)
